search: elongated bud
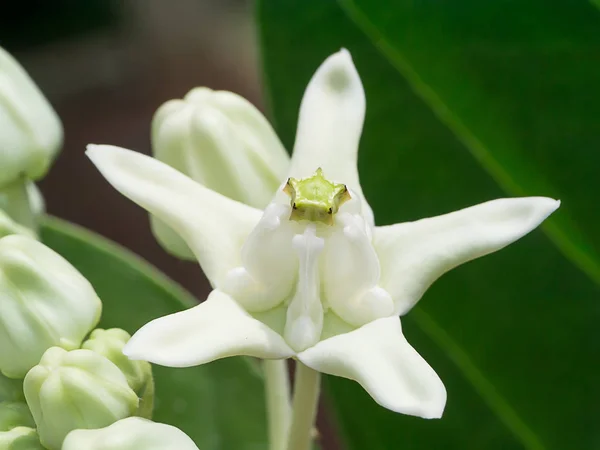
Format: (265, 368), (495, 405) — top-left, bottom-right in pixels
(0, 426), (44, 449)
(23, 347), (139, 450)
(150, 87), (289, 259)
(0, 47), (63, 188)
(0, 235), (102, 378)
(82, 329), (154, 418)
(62, 417), (200, 450)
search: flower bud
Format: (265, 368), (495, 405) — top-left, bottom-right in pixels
(0, 47), (63, 188)
(82, 329), (154, 418)
(0, 235), (102, 378)
(0, 426), (44, 449)
(23, 347), (139, 450)
(150, 87), (289, 258)
(0, 402), (34, 431)
(62, 417), (200, 450)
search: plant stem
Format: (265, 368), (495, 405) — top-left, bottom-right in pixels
(287, 362), (321, 450)
(0, 178), (36, 231)
(264, 359), (292, 450)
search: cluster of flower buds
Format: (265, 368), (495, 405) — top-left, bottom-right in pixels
(0, 46), (199, 450)
(0, 233), (156, 449)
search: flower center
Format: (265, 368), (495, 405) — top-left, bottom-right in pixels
(221, 171), (394, 352)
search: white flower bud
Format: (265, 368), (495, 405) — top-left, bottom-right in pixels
(0, 235), (102, 378)
(0, 402), (34, 431)
(23, 347), (139, 450)
(62, 417), (200, 450)
(0, 426), (44, 449)
(150, 87), (289, 259)
(0, 47), (63, 188)
(82, 329), (154, 418)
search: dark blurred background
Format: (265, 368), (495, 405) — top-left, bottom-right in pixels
(1, 0), (260, 299)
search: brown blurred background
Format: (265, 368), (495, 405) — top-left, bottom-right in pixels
(1, 1), (340, 448)
(3, 0), (260, 299)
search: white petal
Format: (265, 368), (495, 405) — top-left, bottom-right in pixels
(87, 145), (261, 287)
(298, 316), (446, 418)
(287, 49), (373, 225)
(375, 197), (560, 315)
(123, 290), (295, 366)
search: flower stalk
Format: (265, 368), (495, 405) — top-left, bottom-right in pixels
(264, 359), (292, 450)
(287, 362), (320, 450)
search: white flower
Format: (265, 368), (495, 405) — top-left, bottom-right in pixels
(62, 417), (199, 450)
(150, 87), (289, 259)
(87, 49), (559, 419)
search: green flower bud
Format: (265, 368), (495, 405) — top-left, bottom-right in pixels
(0, 235), (102, 378)
(0, 47), (63, 188)
(0, 426), (44, 450)
(23, 347), (139, 450)
(82, 329), (154, 418)
(150, 87), (289, 259)
(0, 402), (34, 431)
(62, 417), (199, 450)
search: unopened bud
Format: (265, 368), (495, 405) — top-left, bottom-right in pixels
(23, 347), (139, 450)
(0, 235), (102, 378)
(62, 417), (199, 450)
(82, 329), (154, 418)
(0, 47), (62, 188)
(150, 87), (289, 258)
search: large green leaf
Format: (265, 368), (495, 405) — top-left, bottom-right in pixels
(40, 217), (268, 450)
(257, 1), (600, 449)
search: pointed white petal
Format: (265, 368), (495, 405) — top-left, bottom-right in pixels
(287, 49), (373, 224)
(375, 197), (560, 315)
(123, 290), (295, 367)
(87, 144), (261, 287)
(298, 316), (446, 418)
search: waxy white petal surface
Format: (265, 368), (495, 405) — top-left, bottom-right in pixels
(123, 290), (295, 367)
(298, 316), (446, 418)
(375, 197), (560, 315)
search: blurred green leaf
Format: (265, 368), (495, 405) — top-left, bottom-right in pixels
(257, 1), (600, 448)
(40, 216), (267, 450)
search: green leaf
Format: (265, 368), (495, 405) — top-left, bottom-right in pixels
(40, 216), (267, 450)
(257, 1), (599, 448)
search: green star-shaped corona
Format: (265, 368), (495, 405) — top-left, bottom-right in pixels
(283, 168), (351, 225)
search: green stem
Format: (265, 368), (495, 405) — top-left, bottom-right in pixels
(287, 362), (320, 450)
(264, 359), (292, 450)
(0, 178), (36, 231)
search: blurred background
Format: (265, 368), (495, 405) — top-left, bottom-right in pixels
(1, 0), (255, 299)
